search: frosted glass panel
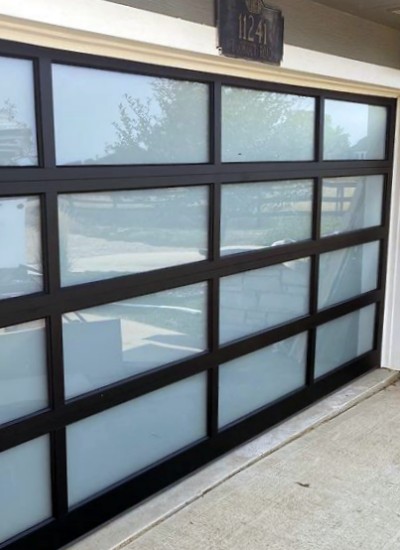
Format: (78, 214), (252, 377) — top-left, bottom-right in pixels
(53, 64), (209, 165)
(0, 196), (42, 299)
(67, 373), (207, 505)
(222, 87), (315, 162)
(318, 241), (379, 310)
(0, 436), (51, 544)
(219, 333), (307, 428)
(321, 175), (384, 237)
(0, 56), (38, 166)
(221, 180), (313, 255)
(59, 186), (208, 286)
(324, 100), (387, 160)
(220, 258), (310, 344)
(0, 320), (47, 425)
(63, 283), (207, 398)
(315, 305), (376, 378)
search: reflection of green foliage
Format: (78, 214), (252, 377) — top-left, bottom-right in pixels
(323, 114), (351, 159)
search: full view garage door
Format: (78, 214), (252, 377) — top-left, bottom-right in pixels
(0, 39), (396, 549)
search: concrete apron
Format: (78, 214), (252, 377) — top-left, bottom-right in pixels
(66, 368), (399, 550)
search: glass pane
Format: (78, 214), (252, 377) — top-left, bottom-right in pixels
(321, 175), (384, 237)
(219, 333), (307, 428)
(63, 283), (207, 398)
(67, 373), (207, 506)
(0, 436), (51, 544)
(52, 64), (209, 165)
(0, 56), (38, 166)
(0, 196), (42, 299)
(221, 180), (313, 255)
(220, 258), (310, 345)
(222, 87), (315, 162)
(315, 305), (376, 378)
(0, 320), (47, 425)
(59, 186), (208, 286)
(318, 241), (380, 310)
(324, 100), (387, 160)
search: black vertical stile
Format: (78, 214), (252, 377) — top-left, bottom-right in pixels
(0, 38), (396, 550)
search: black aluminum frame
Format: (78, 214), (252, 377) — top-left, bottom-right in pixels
(0, 38), (396, 550)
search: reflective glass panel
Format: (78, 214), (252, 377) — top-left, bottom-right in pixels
(324, 100), (387, 160)
(318, 241), (380, 310)
(321, 175), (384, 237)
(222, 87), (315, 162)
(59, 186), (208, 286)
(67, 373), (207, 506)
(0, 436), (51, 544)
(219, 333), (307, 428)
(0, 320), (47, 425)
(63, 283), (207, 398)
(52, 64), (209, 165)
(315, 305), (376, 378)
(221, 180), (313, 255)
(0, 56), (38, 166)
(220, 258), (310, 344)
(0, 196), (42, 299)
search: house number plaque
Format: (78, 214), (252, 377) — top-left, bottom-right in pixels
(218, 0), (284, 65)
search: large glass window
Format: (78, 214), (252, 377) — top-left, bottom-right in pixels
(59, 186), (208, 286)
(220, 258), (310, 344)
(0, 196), (42, 299)
(67, 373), (207, 506)
(221, 180), (313, 255)
(222, 87), (315, 162)
(324, 100), (387, 160)
(52, 64), (209, 165)
(0, 56), (38, 166)
(321, 175), (384, 237)
(63, 283), (207, 398)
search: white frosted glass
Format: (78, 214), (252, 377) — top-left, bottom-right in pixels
(222, 87), (315, 162)
(221, 180), (313, 255)
(220, 258), (310, 344)
(63, 283), (207, 398)
(318, 241), (380, 310)
(59, 187), (208, 286)
(0, 197), (43, 299)
(0, 320), (48, 425)
(219, 333), (307, 428)
(67, 373), (207, 506)
(324, 100), (387, 160)
(0, 436), (51, 544)
(0, 57), (38, 166)
(52, 64), (209, 165)
(315, 305), (376, 378)
(321, 175), (384, 237)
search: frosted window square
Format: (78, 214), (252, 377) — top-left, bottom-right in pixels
(324, 100), (387, 160)
(59, 186), (208, 286)
(0, 196), (43, 299)
(315, 305), (376, 378)
(222, 86), (315, 162)
(321, 175), (384, 237)
(63, 282), (207, 398)
(220, 258), (310, 344)
(0, 320), (48, 425)
(0, 436), (51, 544)
(52, 64), (209, 165)
(219, 333), (307, 428)
(221, 180), (313, 255)
(67, 373), (207, 506)
(0, 56), (38, 166)
(318, 241), (380, 309)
